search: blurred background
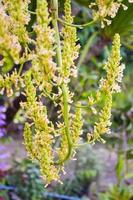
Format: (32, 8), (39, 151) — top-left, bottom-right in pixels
(0, 0), (133, 199)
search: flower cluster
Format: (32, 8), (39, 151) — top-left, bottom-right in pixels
(57, 0), (82, 164)
(99, 34), (125, 93)
(90, 0), (129, 28)
(0, 0), (33, 73)
(0, 6), (21, 65)
(32, 0), (56, 94)
(19, 0), (82, 179)
(88, 34), (125, 143)
(0, 0), (125, 184)
(61, 0), (80, 80)
(3, 0), (30, 43)
(23, 71), (59, 183)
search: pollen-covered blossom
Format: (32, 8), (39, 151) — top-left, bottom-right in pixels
(90, 0), (128, 28)
(23, 72), (60, 183)
(88, 91), (112, 143)
(3, 0), (31, 43)
(0, 6), (21, 64)
(88, 34), (125, 142)
(32, 0), (56, 94)
(100, 34), (125, 93)
(24, 122), (60, 183)
(61, 0), (80, 80)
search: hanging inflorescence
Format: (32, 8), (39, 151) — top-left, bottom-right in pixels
(87, 34), (125, 144)
(0, 0), (126, 183)
(90, 0), (132, 28)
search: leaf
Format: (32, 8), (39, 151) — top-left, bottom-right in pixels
(115, 154), (125, 183)
(126, 149), (133, 159)
(2, 53), (14, 74)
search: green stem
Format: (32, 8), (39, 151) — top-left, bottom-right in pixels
(18, 62), (24, 75)
(58, 17), (97, 29)
(25, 9), (36, 15)
(51, 0), (72, 164)
(74, 104), (90, 109)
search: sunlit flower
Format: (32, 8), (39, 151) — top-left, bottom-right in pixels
(90, 0), (129, 28)
(23, 71), (60, 183)
(61, 0), (80, 80)
(32, 0), (56, 94)
(3, 0), (30, 43)
(0, 6), (21, 64)
(88, 34), (125, 142)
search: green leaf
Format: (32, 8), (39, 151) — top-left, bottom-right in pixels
(115, 154), (125, 183)
(126, 149), (133, 159)
(2, 52), (14, 74)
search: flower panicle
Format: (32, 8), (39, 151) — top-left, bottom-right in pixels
(90, 0), (129, 28)
(61, 0), (80, 80)
(32, 0), (56, 94)
(100, 34), (125, 93)
(88, 34), (125, 143)
(36, 0), (50, 27)
(57, 0), (80, 164)
(3, 0), (30, 43)
(23, 71), (60, 183)
(0, 5), (21, 64)
(0, 0), (126, 185)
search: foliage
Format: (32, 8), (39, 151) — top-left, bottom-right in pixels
(0, 179), (9, 200)
(99, 184), (133, 200)
(6, 159), (45, 200)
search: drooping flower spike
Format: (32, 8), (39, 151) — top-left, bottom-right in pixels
(88, 34), (125, 143)
(0, 0), (126, 183)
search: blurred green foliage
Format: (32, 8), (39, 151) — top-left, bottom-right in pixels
(6, 159), (45, 200)
(99, 185), (133, 200)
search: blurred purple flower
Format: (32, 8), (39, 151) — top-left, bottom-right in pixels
(0, 162), (10, 171)
(0, 132), (4, 138)
(0, 113), (6, 120)
(0, 105), (6, 138)
(0, 119), (6, 126)
(0, 106), (6, 112)
(0, 145), (5, 151)
(0, 152), (10, 159)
